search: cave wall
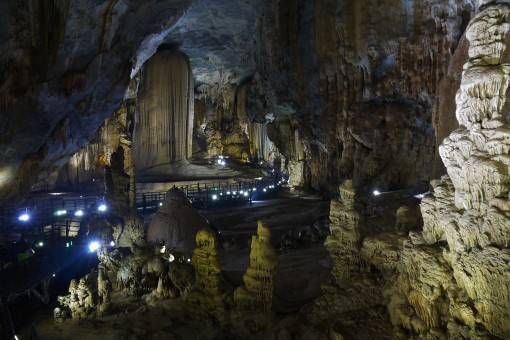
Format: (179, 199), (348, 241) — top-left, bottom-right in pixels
(134, 49), (194, 172)
(0, 0), (190, 200)
(248, 0), (479, 193)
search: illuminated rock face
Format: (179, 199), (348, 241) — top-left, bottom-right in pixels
(389, 3), (510, 338)
(234, 221), (278, 312)
(134, 49), (194, 172)
(186, 229), (228, 324)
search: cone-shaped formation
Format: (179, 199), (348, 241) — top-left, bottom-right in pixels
(134, 49), (194, 172)
(389, 4), (510, 338)
(234, 221), (278, 312)
(147, 189), (208, 256)
(186, 228), (228, 324)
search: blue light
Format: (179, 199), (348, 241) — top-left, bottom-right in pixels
(88, 241), (101, 253)
(74, 210), (84, 217)
(97, 203), (108, 213)
(18, 212), (30, 222)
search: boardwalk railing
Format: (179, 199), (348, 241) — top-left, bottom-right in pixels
(0, 177), (281, 234)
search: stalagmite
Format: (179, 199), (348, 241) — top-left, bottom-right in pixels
(389, 3), (510, 338)
(234, 221), (278, 312)
(134, 49), (194, 172)
(186, 229), (228, 324)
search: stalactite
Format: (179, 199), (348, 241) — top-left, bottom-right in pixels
(134, 49), (194, 172)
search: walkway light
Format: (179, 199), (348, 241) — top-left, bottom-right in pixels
(227, 191), (231, 195)
(74, 210), (84, 217)
(18, 211), (30, 222)
(88, 241), (101, 253)
(55, 209), (67, 216)
(263, 188), (267, 192)
(37, 241), (44, 247)
(373, 190), (381, 196)
(243, 192), (249, 197)
(97, 203), (108, 213)
(212, 194), (218, 200)
(252, 187), (257, 191)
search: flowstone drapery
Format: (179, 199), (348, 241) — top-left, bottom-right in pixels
(389, 3), (510, 338)
(135, 49), (194, 172)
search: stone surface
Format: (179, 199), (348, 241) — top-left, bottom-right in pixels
(147, 189), (209, 256)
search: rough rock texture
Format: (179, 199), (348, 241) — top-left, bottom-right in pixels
(0, 0), (190, 200)
(147, 189), (209, 256)
(186, 228), (229, 325)
(389, 4), (510, 338)
(234, 221), (278, 312)
(248, 0), (479, 193)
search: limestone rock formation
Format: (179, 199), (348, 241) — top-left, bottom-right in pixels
(135, 49), (194, 174)
(57, 274), (96, 320)
(147, 189), (209, 256)
(248, 0), (477, 193)
(324, 180), (361, 282)
(234, 221), (278, 312)
(186, 228), (228, 324)
(389, 3), (510, 338)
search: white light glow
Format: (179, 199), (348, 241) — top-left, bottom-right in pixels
(49, 192), (64, 196)
(52, 273), (56, 277)
(373, 190), (381, 196)
(160, 245), (166, 254)
(74, 210), (84, 217)
(252, 188), (257, 191)
(168, 253), (175, 263)
(159, 202), (163, 207)
(227, 191), (231, 195)
(55, 209), (67, 216)
(97, 204), (108, 212)
(88, 241), (101, 253)
(37, 241), (44, 247)
(110, 241), (115, 247)
(18, 212), (30, 222)
(243, 192), (249, 197)
(414, 193), (426, 199)
(212, 194), (218, 200)
(263, 188), (267, 192)
(233, 191), (237, 195)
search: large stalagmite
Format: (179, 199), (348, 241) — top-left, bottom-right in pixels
(134, 49), (194, 173)
(389, 3), (510, 339)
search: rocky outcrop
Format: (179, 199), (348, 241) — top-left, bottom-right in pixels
(389, 3), (510, 338)
(147, 189), (209, 256)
